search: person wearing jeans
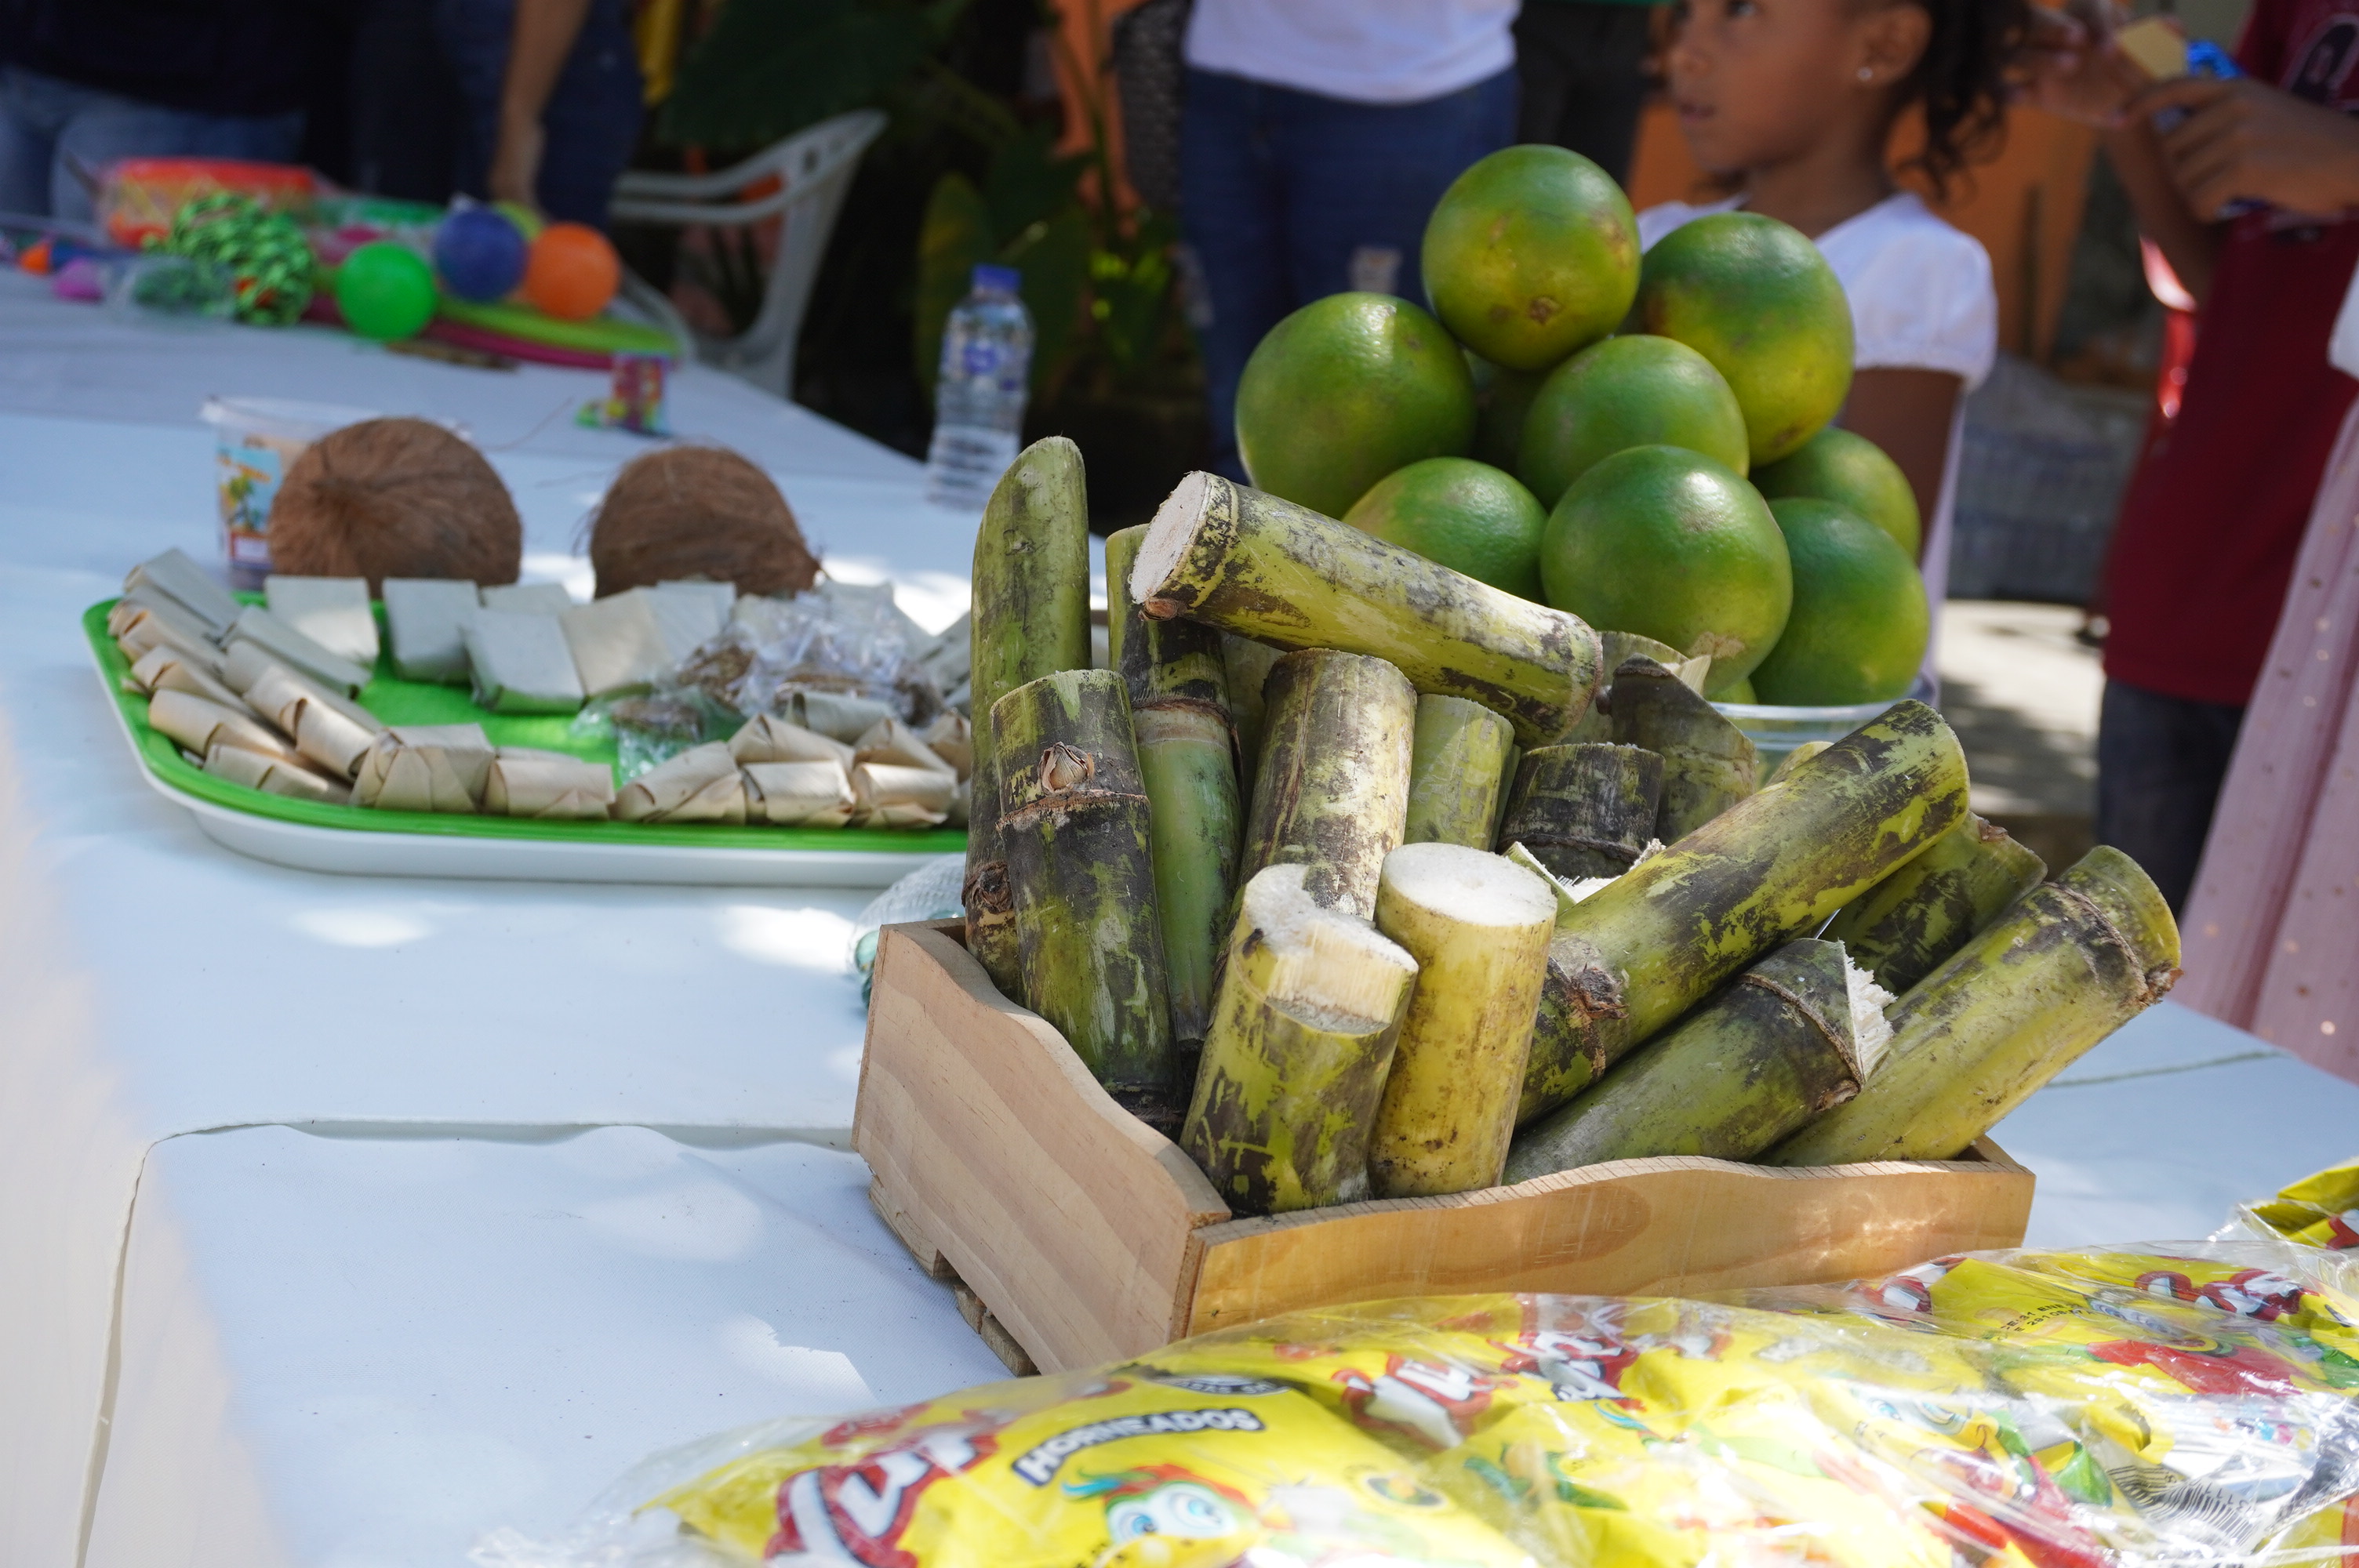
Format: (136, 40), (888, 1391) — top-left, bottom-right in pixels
(436, 0), (644, 229)
(1178, 1), (1519, 481)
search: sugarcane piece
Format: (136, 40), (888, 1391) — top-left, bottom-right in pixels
(1222, 633), (1284, 801)
(1505, 938), (1888, 1179)
(1496, 743), (1665, 880)
(1768, 846), (2179, 1167)
(992, 669), (1183, 1129)
(1132, 472), (1603, 746)
(1108, 525), (1243, 1045)
(1563, 630), (1707, 742)
(965, 438), (1092, 996)
(1489, 743), (1522, 846)
(1403, 695), (1516, 849)
(1765, 740), (1832, 786)
(1180, 864), (1419, 1214)
(1822, 814), (2047, 995)
(1523, 701), (1968, 1125)
(1500, 841), (1622, 1126)
(1610, 656), (1757, 840)
(1237, 649), (1418, 921)
(1365, 843), (1558, 1197)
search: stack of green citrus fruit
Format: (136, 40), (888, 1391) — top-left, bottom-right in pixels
(1231, 144), (1932, 706)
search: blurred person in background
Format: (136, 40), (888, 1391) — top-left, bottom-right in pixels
(440, 0), (643, 227)
(1514, 0), (1663, 187)
(2023, 0), (2359, 909)
(1179, 0), (1520, 481)
(0, 0), (325, 223)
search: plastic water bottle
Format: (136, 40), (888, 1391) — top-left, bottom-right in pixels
(924, 263), (1034, 509)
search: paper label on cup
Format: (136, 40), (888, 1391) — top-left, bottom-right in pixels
(216, 431), (305, 572)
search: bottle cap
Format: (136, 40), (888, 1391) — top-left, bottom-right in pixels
(972, 263), (1022, 294)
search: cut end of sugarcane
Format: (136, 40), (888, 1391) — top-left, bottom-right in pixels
(1841, 945), (1897, 1078)
(1506, 841), (1582, 918)
(1381, 842), (1560, 931)
(1241, 863), (1418, 1029)
(1133, 471), (1216, 616)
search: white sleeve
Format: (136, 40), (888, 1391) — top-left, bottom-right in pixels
(1844, 226), (1997, 390)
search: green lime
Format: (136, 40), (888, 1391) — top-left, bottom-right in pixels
(1749, 498), (1928, 705)
(1468, 354), (1547, 474)
(1518, 334), (1749, 508)
(1344, 456), (1548, 600)
(1751, 426), (1921, 560)
(1539, 445), (1792, 694)
(1421, 145), (1639, 372)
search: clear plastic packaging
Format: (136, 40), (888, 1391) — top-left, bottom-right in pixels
(848, 853), (966, 1000)
(199, 395), (380, 587)
(475, 1240), (2359, 1568)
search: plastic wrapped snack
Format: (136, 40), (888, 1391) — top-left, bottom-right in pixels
(480, 1242), (2359, 1568)
(2245, 1160), (2359, 1252)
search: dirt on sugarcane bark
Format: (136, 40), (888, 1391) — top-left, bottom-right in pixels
(1526, 700), (1968, 1124)
(1405, 695), (1517, 848)
(965, 439), (1091, 993)
(1769, 846), (2179, 1166)
(1610, 656), (1757, 840)
(1132, 472), (1602, 745)
(1237, 649), (1417, 921)
(1820, 814), (2046, 996)
(993, 669), (1183, 1131)
(1499, 743), (1665, 880)
(1180, 865), (1418, 1214)
(1565, 631), (1703, 743)
(1506, 938), (1868, 1178)
(1107, 524), (1242, 1046)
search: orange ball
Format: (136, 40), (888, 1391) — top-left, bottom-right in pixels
(522, 222), (619, 321)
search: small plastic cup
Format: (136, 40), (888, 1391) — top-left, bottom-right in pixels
(1710, 696), (1902, 778)
(199, 396), (378, 588)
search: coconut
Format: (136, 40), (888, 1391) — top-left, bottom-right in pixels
(265, 418), (522, 592)
(588, 445), (820, 599)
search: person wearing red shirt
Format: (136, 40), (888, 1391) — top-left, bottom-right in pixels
(2025, 0), (2359, 909)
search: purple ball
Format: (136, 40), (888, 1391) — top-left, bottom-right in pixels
(433, 206), (528, 303)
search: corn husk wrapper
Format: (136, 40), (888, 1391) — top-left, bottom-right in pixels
(478, 582), (573, 615)
(792, 690), (894, 743)
(851, 762), (955, 828)
(614, 742), (747, 823)
(127, 644), (243, 707)
(148, 689), (296, 762)
(382, 578), (482, 683)
(203, 742), (351, 804)
(124, 548), (242, 636)
(225, 606), (373, 696)
(264, 575), (379, 664)
(484, 754), (616, 819)
(744, 760), (856, 826)
(352, 724), (495, 812)
(219, 642), (382, 732)
(853, 717), (954, 777)
(918, 712), (972, 779)
(727, 713), (853, 768)
(242, 665), (382, 779)
(560, 590), (671, 698)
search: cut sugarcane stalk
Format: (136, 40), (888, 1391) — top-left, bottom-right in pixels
(1503, 840), (1626, 1126)
(1766, 740), (1832, 785)
(1108, 524), (1243, 1045)
(1404, 695), (1516, 849)
(1366, 843), (1558, 1196)
(1505, 938), (1888, 1178)
(1237, 649), (1417, 922)
(1132, 473), (1603, 745)
(1563, 630), (1709, 742)
(1222, 633), (1284, 802)
(1610, 655), (1757, 840)
(1497, 743), (1665, 880)
(1180, 863), (1419, 1214)
(1768, 845), (2179, 1166)
(992, 669), (1183, 1130)
(1822, 814), (2046, 995)
(965, 438), (1092, 997)
(1523, 700), (1968, 1124)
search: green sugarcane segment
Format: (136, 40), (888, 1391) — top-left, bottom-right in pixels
(1491, 743), (1523, 847)
(1180, 864), (1419, 1214)
(1132, 472), (1603, 745)
(1405, 695), (1518, 848)
(1823, 814), (2047, 995)
(1109, 525), (1244, 1044)
(1222, 633), (1285, 804)
(1506, 938), (1871, 1179)
(1563, 631), (1696, 743)
(967, 439), (1092, 998)
(1367, 843), (1559, 1198)
(1768, 845), (2179, 1167)
(1499, 743), (1666, 880)
(992, 669), (1183, 1130)
(1238, 649), (1418, 920)
(1766, 740), (1833, 786)
(1501, 840), (1621, 1126)
(1610, 656), (1758, 840)
(1542, 700), (1970, 1100)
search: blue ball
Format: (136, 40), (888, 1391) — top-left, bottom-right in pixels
(433, 206), (528, 302)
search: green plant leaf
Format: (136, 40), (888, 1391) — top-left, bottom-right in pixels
(661, 0), (936, 152)
(913, 171), (993, 397)
(1003, 205), (1092, 397)
(981, 125), (1090, 248)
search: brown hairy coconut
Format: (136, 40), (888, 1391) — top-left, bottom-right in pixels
(588, 445), (820, 598)
(265, 418), (522, 591)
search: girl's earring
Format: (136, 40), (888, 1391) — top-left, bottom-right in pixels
(1856, 65), (1875, 80)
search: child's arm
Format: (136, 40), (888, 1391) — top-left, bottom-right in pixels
(1839, 369), (1961, 561)
(2102, 117), (2224, 304)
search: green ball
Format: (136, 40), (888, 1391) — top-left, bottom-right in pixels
(1539, 445), (1792, 695)
(1518, 334), (1750, 508)
(1343, 456), (1548, 600)
(1749, 498), (1929, 706)
(336, 241), (438, 341)
(1750, 426), (1922, 561)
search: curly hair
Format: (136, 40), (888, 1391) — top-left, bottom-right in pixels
(1897, 0), (2034, 200)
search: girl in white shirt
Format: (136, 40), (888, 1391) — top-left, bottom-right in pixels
(1638, 0), (2021, 619)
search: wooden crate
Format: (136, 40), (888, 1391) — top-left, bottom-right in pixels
(856, 921), (2035, 1376)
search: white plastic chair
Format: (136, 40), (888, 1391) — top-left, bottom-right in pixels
(609, 108), (887, 400)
